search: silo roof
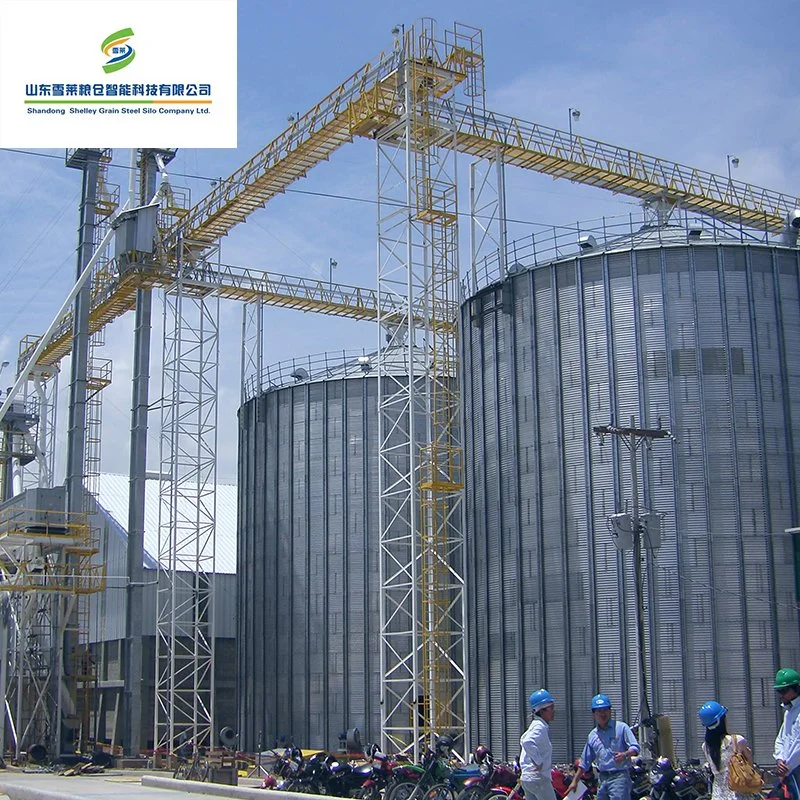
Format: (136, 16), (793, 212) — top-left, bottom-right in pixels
(470, 216), (788, 296)
(246, 344), (428, 400)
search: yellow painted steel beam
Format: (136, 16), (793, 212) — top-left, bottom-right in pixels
(20, 261), (402, 369)
(448, 105), (800, 231)
(164, 54), (400, 248)
(163, 51), (468, 250)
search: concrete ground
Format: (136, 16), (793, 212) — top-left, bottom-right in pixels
(0, 769), (284, 800)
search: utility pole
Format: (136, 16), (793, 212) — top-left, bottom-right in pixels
(593, 417), (672, 731)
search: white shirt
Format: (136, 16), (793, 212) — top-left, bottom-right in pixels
(520, 716), (553, 781)
(775, 697), (800, 773)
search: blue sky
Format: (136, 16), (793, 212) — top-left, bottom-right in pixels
(1, 0), (798, 483)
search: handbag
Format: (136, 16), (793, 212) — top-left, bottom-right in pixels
(728, 734), (764, 794)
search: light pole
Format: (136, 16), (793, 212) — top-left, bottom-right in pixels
(593, 417), (672, 738)
(329, 258), (338, 284)
(568, 107), (581, 140)
(726, 154), (739, 182)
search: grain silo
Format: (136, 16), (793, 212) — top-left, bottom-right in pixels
(462, 220), (800, 763)
(237, 347), (428, 751)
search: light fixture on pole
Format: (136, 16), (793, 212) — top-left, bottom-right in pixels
(568, 107), (581, 140)
(329, 258), (338, 284)
(726, 154), (740, 182)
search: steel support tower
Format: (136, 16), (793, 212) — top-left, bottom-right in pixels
(376, 20), (482, 756)
(155, 233), (220, 754)
(126, 148), (176, 756)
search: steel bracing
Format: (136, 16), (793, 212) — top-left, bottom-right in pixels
(16, 362), (58, 495)
(4, 148), (117, 756)
(0, 505), (104, 759)
(469, 148), (508, 294)
(376, 19), (481, 756)
(155, 237), (220, 753)
(8, 17), (800, 758)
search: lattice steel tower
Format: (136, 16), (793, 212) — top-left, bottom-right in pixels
(376, 20), (483, 756)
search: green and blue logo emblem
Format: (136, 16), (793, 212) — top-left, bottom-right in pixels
(101, 28), (135, 74)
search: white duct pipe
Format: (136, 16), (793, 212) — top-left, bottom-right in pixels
(0, 223), (117, 425)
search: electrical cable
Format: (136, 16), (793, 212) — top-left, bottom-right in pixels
(0, 146), (640, 231)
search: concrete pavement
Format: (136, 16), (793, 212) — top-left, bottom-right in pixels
(0, 770), (291, 800)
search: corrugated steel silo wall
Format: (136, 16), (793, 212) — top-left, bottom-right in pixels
(462, 243), (800, 763)
(238, 377), (383, 751)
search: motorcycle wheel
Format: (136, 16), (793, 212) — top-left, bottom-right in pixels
(357, 787), (383, 800)
(284, 779), (317, 793)
(456, 787), (489, 800)
(425, 784), (456, 800)
(388, 782), (422, 800)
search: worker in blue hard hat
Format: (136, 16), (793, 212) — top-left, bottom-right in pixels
(697, 700), (756, 800)
(774, 668), (800, 798)
(567, 694), (639, 800)
(520, 689), (557, 800)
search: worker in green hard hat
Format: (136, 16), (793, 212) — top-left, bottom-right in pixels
(774, 668), (800, 797)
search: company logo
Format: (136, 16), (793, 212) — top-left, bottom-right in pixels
(101, 28), (135, 74)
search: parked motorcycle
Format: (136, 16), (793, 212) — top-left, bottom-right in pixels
(357, 745), (412, 800)
(386, 735), (460, 800)
(455, 746), (519, 800)
(649, 757), (709, 800)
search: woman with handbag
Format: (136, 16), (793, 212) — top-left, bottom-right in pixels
(698, 701), (763, 800)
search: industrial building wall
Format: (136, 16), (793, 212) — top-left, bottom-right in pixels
(86, 499), (237, 751)
(237, 377), (384, 752)
(88, 503), (237, 642)
(462, 241), (800, 764)
(90, 636), (237, 751)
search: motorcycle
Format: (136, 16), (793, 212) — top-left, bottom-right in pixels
(386, 735), (460, 800)
(323, 752), (379, 797)
(455, 746), (519, 800)
(649, 757), (709, 800)
(357, 745), (413, 800)
(631, 758), (651, 800)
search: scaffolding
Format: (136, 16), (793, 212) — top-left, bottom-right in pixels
(0, 500), (104, 759)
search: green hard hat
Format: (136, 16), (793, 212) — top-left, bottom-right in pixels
(774, 668), (800, 690)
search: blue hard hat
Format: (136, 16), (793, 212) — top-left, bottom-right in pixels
(697, 701), (727, 728)
(591, 694), (612, 710)
(529, 689), (555, 712)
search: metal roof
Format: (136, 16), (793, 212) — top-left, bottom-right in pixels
(94, 473), (238, 574)
(469, 214), (794, 296)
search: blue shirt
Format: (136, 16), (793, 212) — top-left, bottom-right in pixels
(775, 697), (800, 773)
(579, 720), (639, 773)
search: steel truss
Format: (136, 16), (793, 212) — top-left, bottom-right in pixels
(241, 299), (265, 404)
(376, 19), (482, 757)
(17, 366), (58, 493)
(155, 237), (220, 753)
(469, 148), (508, 292)
(0, 506), (104, 759)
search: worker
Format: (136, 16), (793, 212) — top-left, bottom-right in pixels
(520, 689), (557, 800)
(567, 694), (639, 800)
(774, 668), (800, 798)
(697, 700), (754, 800)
